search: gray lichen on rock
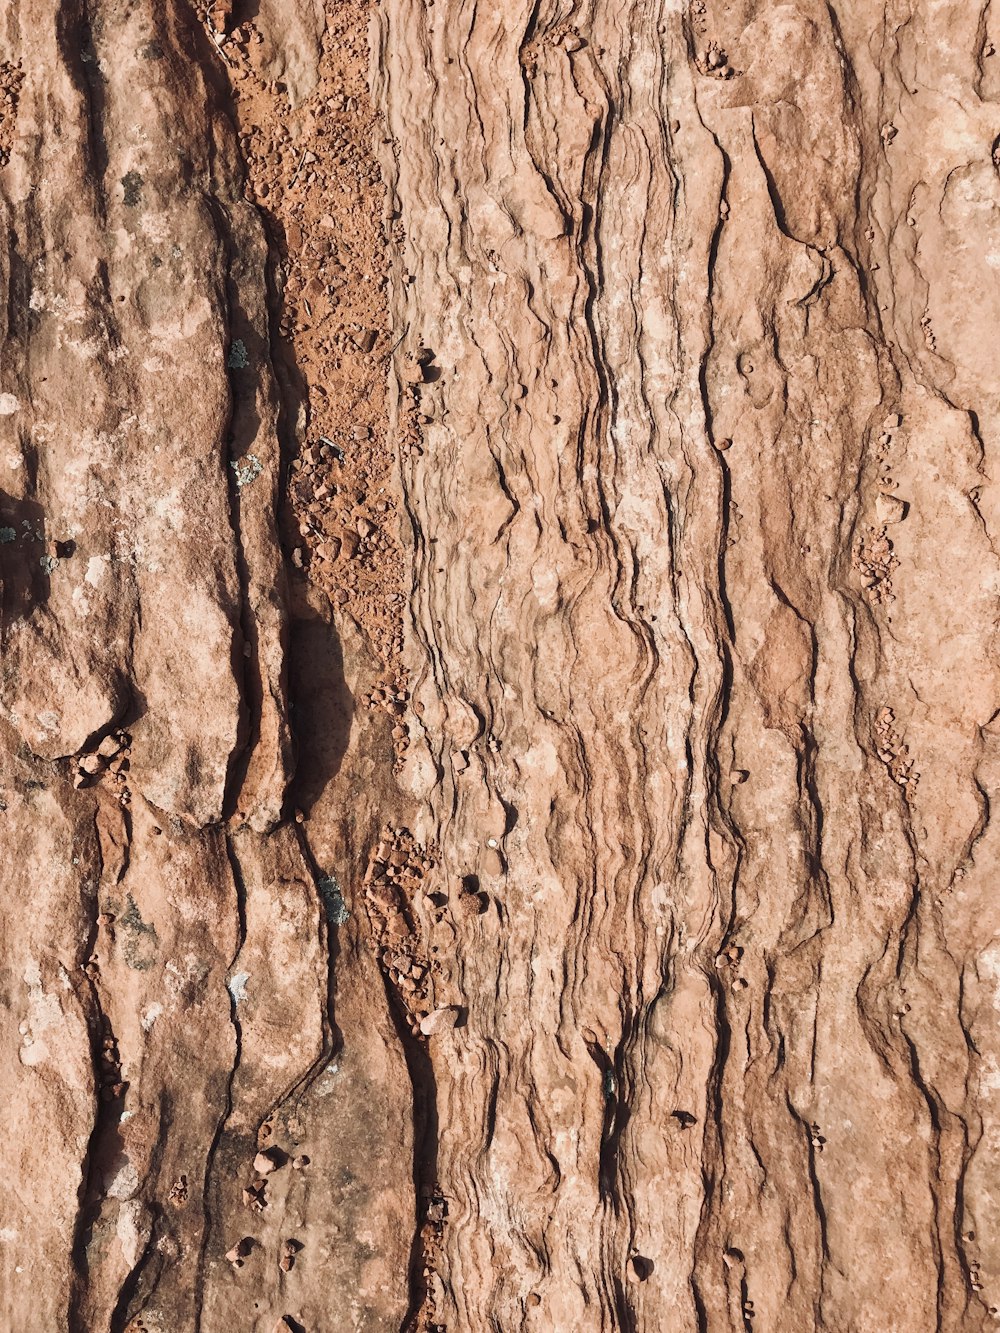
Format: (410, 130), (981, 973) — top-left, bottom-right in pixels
(227, 338), (249, 369)
(230, 453), (263, 488)
(317, 873), (349, 925)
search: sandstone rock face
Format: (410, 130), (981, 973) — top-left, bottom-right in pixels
(2, 0), (999, 1330)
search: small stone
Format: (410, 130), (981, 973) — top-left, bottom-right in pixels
(729, 769), (749, 784)
(882, 412), (901, 430)
(875, 493), (906, 524)
(253, 1148), (282, 1176)
(226, 1237), (252, 1264)
(292, 1154), (310, 1170)
(279, 1254), (294, 1272)
(242, 1183), (266, 1213)
(419, 1006), (461, 1036)
(97, 734), (121, 759)
(79, 754), (103, 775)
(714, 436), (732, 451)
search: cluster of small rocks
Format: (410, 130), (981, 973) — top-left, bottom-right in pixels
(0, 61), (23, 166)
(364, 826), (455, 1035)
(362, 676), (414, 768)
(230, 1137), (309, 1278)
(199, 2), (408, 675)
(520, 23), (587, 77)
(96, 1024), (126, 1102)
(413, 1184), (449, 1333)
(857, 413), (908, 602)
(920, 309), (937, 352)
(872, 412), (908, 526)
(874, 706), (919, 798)
(226, 1229), (303, 1275)
(716, 941), (748, 993)
(854, 524), (899, 604)
(699, 40), (736, 79)
(241, 1143), (284, 1215)
(287, 440), (406, 664)
(73, 729), (131, 801)
(689, 3), (739, 79)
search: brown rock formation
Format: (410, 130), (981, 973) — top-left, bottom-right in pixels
(2, 0), (1000, 1330)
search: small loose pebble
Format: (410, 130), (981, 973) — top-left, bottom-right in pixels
(419, 1006), (461, 1036)
(253, 1147), (282, 1176)
(875, 493), (906, 524)
(225, 1237), (252, 1266)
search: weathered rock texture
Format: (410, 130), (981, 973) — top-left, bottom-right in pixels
(2, 0), (1000, 1329)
